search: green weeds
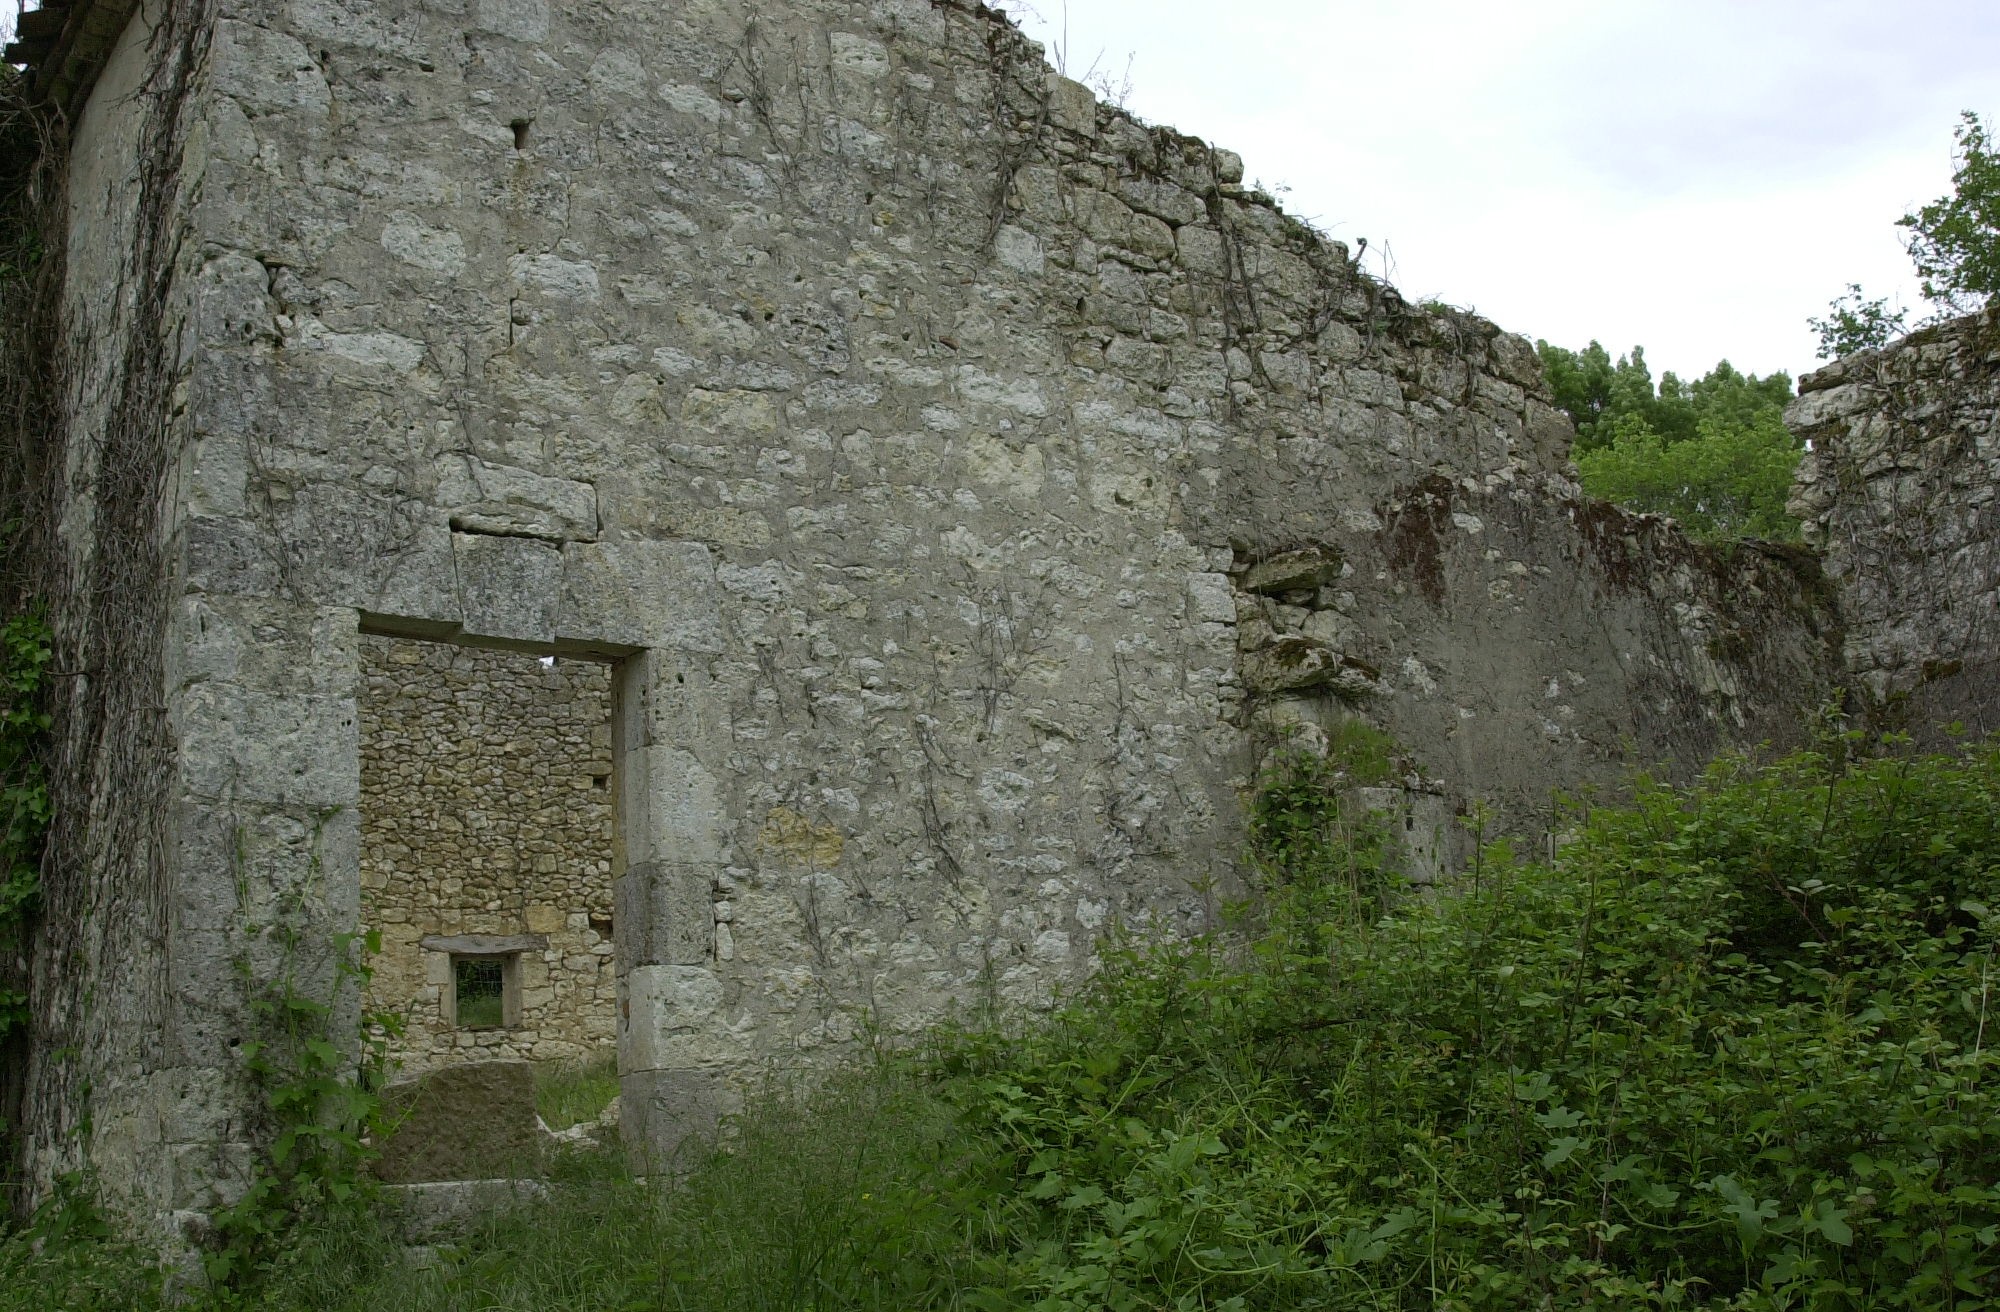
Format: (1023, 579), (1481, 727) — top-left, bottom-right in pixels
(0, 610), (49, 1039)
(10, 736), (2000, 1309)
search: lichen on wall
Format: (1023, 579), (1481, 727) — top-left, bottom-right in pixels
(358, 637), (615, 1074)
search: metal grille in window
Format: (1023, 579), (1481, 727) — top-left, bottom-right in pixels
(455, 957), (506, 1029)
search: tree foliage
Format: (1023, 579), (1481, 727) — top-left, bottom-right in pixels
(1900, 111), (2000, 316)
(1811, 109), (2000, 359)
(1537, 342), (1800, 541)
(1809, 284), (1908, 360)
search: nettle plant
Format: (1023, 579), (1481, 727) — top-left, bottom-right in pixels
(922, 733), (2000, 1310)
(204, 923), (402, 1293)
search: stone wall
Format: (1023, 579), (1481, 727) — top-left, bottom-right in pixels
(13, 0), (221, 1237)
(358, 637), (615, 1075)
(1789, 308), (2000, 736)
(20, 0), (1847, 1227)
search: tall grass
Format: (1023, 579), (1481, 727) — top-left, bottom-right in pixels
(533, 1052), (620, 1131)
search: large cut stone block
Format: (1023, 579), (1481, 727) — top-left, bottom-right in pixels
(616, 861), (713, 967)
(629, 744), (728, 866)
(620, 1067), (739, 1172)
(373, 1060), (546, 1183)
(436, 454), (598, 542)
(454, 531), (563, 643)
(174, 682), (358, 807)
(559, 539), (723, 653)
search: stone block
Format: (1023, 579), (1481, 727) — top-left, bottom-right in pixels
(616, 861), (715, 967)
(631, 744), (728, 866)
(623, 965), (723, 1046)
(620, 1067), (739, 1172)
(385, 1179), (551, 1242)
(213, 19), (330, 117)
(181, 515), (284, 599)
(455, 532), (563, 644)
(1047, 74), (1095, 136)
(559, 539), (723, 654)
(171, 797), (360, 932)
(1240, 548), (1339, 595)
(374, 1060), (546, 1184)
(174, 682), (358, 808)
(170, 595), (357, 697)
(436, 454), (599, 542)
(417, 933), (548, 954)
(1240, 637), (1380, 697)
(1187, 572), (1236, 624)
(296, 498), (463, 627)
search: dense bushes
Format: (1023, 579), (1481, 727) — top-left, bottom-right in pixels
(8, 734), (2000, 1309)
(926, 736), (2000, 1308)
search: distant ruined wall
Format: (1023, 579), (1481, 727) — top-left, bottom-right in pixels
(15, 0), (1845, 1230)
(1790, 307), (2000, 736)
(358, 638), (615, 1075)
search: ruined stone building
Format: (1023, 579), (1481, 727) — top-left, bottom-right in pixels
(1, 0), (1992, 1239)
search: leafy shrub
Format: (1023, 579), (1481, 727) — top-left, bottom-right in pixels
(927, 737), (2000, 1309)
(1575, 409), (1804, 542)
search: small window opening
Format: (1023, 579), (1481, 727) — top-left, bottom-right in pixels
(510, 118), (532, 150)
(453, 954), (515, 1029)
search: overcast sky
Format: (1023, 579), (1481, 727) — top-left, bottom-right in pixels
(1003, 0), (2000, 384)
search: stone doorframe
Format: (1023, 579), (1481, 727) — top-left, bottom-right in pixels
(354, 533), (735, 1166)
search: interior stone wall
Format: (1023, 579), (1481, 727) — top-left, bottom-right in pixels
(27, 0), (1852, 1228)
(358, 636), (615, 1075)
(1789, 307), (2000, 736)
(172, 0), (1838, 1177)
(17, 0), (224, 1237)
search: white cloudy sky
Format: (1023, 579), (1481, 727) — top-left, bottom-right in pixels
(1003, 0), (2000, 384)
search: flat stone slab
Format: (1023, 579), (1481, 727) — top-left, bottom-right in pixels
(384, 1179), (551, 1242)
(417, 933), (547, 955)
(373, 1059), (547, 1184)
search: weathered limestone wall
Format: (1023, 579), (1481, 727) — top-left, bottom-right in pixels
(15, 0), (220, 1236)
(1789, 308), (2000, 735)
(174, 0), (1834, 1153)
(358, 638), (615, 1075)
(22, 0), (1841, 1228)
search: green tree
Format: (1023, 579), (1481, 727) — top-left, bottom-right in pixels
(1900, 109), (2000, 314)
(1539, 343), (1801, 541)
(1809, 282), (1907, 358)
(1575, 407), (1803, 541)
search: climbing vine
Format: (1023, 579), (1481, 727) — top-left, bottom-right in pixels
(0, 610), (50, 1041)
